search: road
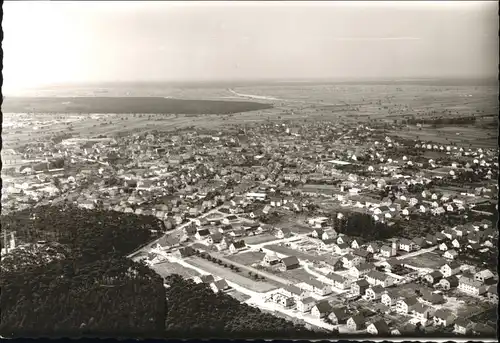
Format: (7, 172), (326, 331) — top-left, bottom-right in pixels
(210, 251), (293, 286)
(396, 246), (438, 260)
(127, 205), (225, 258)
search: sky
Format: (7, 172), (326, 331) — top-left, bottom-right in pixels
(3, 1), (498, 92)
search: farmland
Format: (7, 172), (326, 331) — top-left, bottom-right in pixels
(402, 251), (448, 270)
(226, 251), (266, 266)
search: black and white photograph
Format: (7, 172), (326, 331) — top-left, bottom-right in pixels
(1, 1), (498, 339)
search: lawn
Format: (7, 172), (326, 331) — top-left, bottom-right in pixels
(185, 256), (278, 292)
(402, 251), (447, 270)
(266, 244), (328, 262)
(150, 260), (200, 278)
(243, 234), (279, 245)
(226, 251), (266, 266)
(279, 267), (316, 284)
(226, 289), (251, 303)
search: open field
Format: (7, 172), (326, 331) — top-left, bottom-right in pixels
(402, 252), (447, 269)
(185, 256), (278, 292)
(2, 96), (273, 115)
(266, 244), (326, 262)
(150, 260), (201, 278)
(226, 289), (251, 303)
(243, 234), (279, 245)
(279, 267), (317, 284)
(226, 251), (266, 266)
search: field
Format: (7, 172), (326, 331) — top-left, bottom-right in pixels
(402, 251), (447, 269)
(265, 244), (326, 262)
(226, 251), (266, 266)
(278, 267), (317, 284)
(226, 289), (251, 303)
(185, 256), (278, 292)
(150, 260), (201, 278)
(2, 96), (273, 115)
(243, 234), (279, 245)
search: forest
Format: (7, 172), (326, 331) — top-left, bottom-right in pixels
(332, 212), (398, 240)
(0, 205), (323, 338)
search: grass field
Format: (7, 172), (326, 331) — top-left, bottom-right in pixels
(243, 234), (279, 245)
(150, 260), (200, 278)
(402, 252), (447, 269)
(226, 251), (266, 266)
(279, 267), (317, 284)
(226, 289), (251, 303)
(185, 256), (278, 292)
(266, 244), (328, 262)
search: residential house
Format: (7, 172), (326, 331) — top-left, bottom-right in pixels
(454, 318), (473, 335)
(440, 261), (461, 277)
(296, 296), (315, 312)
(281, 285), (306, 300)
(342, 253), (364, 269)
(274, 227), (292, 239)
(321, 228), (338, 241)
(439, 275), (459, 290)
(229, 240), (246, 253)
(311, 301), (332, 319)
(351, 238), (364, 250)
(424, 271), (443, 285)
(458, 276), (487, 296)
(396, 296), (419, 315)
(207, 233), (224, 245)
(420, 289), (445, 305)
(347, 314), (366, 331)
(367, 319), (390, 336)
(412, 303), (431, 323)
(193, 274), (215, 284)
(326, 272), (351, 290)
(412, 237), (427, 249)
(451, 239), (461, 249)
(332, 243), (350, 255)
(278, 256), (300, 271)
(306, 279), (333, 296)
(425, 234), (438, 246)
(271, 293), (294, 308)
(215, 237), (231, 251)
(399, 238), (416, 252)
(311, 228), (324, 239)
(349, 262), (375, 279)
(474, 269), (495, 283)
(365, 285), (384, 301)
(262, 254), (281, 267)
(351, 279), (370, 296)
(195, 229), (211, 241)
(336, 234), (352, 246)
(328, 307), (349, 325)
(366, 271), (395, 288)
(184, 225), (198, 236)
(380, 244), (397, 258)
(382, 289), (404, 308)
(443, 249), (458, 260)
(366, 242), (380, 254)
(210, 279), (230, 293)
(352, 248), (373, 261)
(487, 285), (498, 302)
(433, 309), (456, 327)
(438, 242), (449, 251)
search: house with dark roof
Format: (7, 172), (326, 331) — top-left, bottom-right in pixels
(325, 272), (351, 290)
(351, 279), (370, 296)
(454, 318), (473, 335)
(396, 296), (419, 314)
(366, 270), (395, 288)
(424, 271), (443, 285)
(349, 262), (375, 279)
(352, 248), (372, 261)
(347, 314), (366, 331)
(311, 301), (332, 319)
(439, 275), (459, 290)
(195, 228), (211, 241)
(281, 285), (306, 300)
(399, 238), (417, 252)
(420, 289), (445, 305)
(458, 275), (487, 296)
(229, 240), (246, 253)
(486, 285), (497, 302)
(328, 307), (349, 324)
(440, 261), (461, 277)
(365, 285), (384, 301)
(278, 256), (300, 271)
(366, 242), (380, 253)
(367, 319), (390, 335)
(381, 289), (400, 307)
(210, 279), (230, 293)
(433, 309), (456, 327)
(193, 274), (215, 284)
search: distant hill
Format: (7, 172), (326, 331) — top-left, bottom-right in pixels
(2, 97), (273, 115)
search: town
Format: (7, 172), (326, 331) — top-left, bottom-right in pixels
(2, 114), (497, 337)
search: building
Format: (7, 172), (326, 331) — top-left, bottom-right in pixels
(193, 274), (215, 284)
(367, 319), (390, 336)
(325, 272), (351, 290)
(349, 262), (375, 279)
(278, 256), (300, 271)
(424, 271), (443, 285)
(439, 275), (459, 290)
(365, 285), (384, 301)
(296, 296), (315, 313)
(474, 269), (495, 283)
(440, 261), (461, 277)
(380, 242), (397, 258)
(229, 240), (246, 253)
(486, 285), (498, 302)
(262, 254), (281, 267)
(210, 279), (230, 293)
(458, 276), (487, 296)
(365, 270), (395, 288)
(443, 249), (459, 260)
(433, 309), (456, 327)
(454, 318), (473, 335)
(399, 238), (417, 252)
(420, 289), (445, 305)
(281, 285), (306, 300)
(381, 289), (399, 308)
(328, 307), (349, 325)
(274, 227), (292, 239)
(351, 279), (370, 296)
(347, 314), (365, 331)
(396, 296), (419, 315)
(195, 229), (211, 241)
(311, 301), (332, 319)
(271, 293), (294, 308)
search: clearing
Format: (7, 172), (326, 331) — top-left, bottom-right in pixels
(226, 251), (266, 266)
(185, 256), (278, 292)
(402, 251), (447, 270)
(150, 260), (200, 278)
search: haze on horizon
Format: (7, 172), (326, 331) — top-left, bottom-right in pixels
(3, 1), (498, 93)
